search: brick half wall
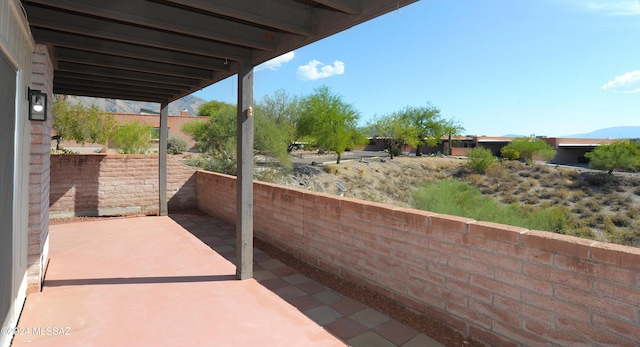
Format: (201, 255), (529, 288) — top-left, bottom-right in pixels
(50, 154), (197, 218)
(197, 170), (640, 346)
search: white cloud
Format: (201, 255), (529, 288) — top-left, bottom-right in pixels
(587, 1), (640, 15)
(601, 70), (640, 93)
(255, 51), (295, 72)
(297, 60), (345, 81)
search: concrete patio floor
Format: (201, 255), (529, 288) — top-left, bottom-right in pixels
(12, 214), (443, 347)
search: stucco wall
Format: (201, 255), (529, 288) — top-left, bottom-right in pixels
(197, 170), (640, 346)
(49, 154), (197, 218)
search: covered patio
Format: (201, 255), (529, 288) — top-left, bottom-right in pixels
(13, 214), (442, 347)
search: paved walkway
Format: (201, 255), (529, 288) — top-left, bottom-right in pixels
(13, 214), (443, 347)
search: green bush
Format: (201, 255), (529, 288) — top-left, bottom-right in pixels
(111, 120), (152, 154)
(411, 179), (571, 232)
(466, 147), (496, 173)
(500, 147), (520, 160)
(167, 136), (188, 154)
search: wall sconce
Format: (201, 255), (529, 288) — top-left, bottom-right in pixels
(28, 88), (47, 121)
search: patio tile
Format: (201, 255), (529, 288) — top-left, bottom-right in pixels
(296, 280), (328, 294)
(287, 295), (325, 311)
(259, 258), (286, 270)
(374, 319), (420, 346)
(271, 265), (298, 277)
(330, 297), (367, 316)
(282, 273), (312, 285)
(401, 334), (444, 347)
(253, 269), (277, 281)
(273, 285), (309, 300)
(350, 308), (392, 329)
(347, 331), (396, 347)
(212, 245), (235, 253)
(313, 290), (343, 305)
(304, 306), (343, 325)
(258, 277), (290, 290)
(324, 317), (370, 341)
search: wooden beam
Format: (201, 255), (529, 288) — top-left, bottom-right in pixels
(236, 60), (254, 280)
(159, 102), (169, 216)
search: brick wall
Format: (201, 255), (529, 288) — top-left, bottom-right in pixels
(197, 170), (640, 346)
(50, 154), (197, 218)
(27, 44), (53, 294)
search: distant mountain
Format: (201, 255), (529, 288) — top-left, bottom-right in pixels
(60, 94), (208, 116)
(562, 126), (640, 139)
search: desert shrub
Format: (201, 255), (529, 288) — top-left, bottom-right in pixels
(611, 214), (632, 227)
(112, 120), (152, 154)
(538, 189), (553, 199)
(501, 193), (518, 204)
(569, 190), (586, 202)
(466, 147), (496, 173)
(185, 151), (237, 176)
(324, 164), (341, 175)
(524, 195), (539, 205)
(501, 147), (520, 161)
(167, 136), (188, 154)
(607, 227), (640, 247)
(551, 195), (565, 206)
(563, 226), (595, 240)
(357, 168), (366, 176)
(557, 188), (570, 200)
(572, 203), (586, 214)
(502, 160), (527, 171)
(584, 200), (601, 212)
(516, 182), (531, 194)
(465, 173), (484, 186)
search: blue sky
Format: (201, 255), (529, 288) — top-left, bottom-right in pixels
(194, 0), (640, 137)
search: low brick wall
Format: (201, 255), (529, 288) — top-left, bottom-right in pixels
(50, 154), (197, 218)
(197, 170), (640, 346)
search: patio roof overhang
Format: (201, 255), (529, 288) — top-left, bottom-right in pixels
(23, 0), (418, 103)
(22, 0), (418, 280)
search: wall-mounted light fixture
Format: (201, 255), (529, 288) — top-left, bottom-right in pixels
(28, 88), (47, 121)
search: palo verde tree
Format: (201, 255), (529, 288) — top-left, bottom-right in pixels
(297, 86), (363, 164)
(400, 104), (444, 156)
(52, 97), (116, 150)
(363, 112), (418, 159)
(183, 99), (293, 174)
(500, 137), (556, 164)
(585, 140), (640, 174)
(254, 89), (300, 153)
(111, 120), (153, 154)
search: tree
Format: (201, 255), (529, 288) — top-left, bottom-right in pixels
(183, 98), (293, 174)
(52, 97), (116, 150)
(585, 141), (640, 174)
(400, 105), (444, 156)
(297, 86), (363, 164)
(501, 137), (556, 164)
(111, 120), (152, 154)
(363, 113), (417, 159)
(441, 118), (466, 155)
(254, 89), (300, 152)
(182, 100), (237, 153)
